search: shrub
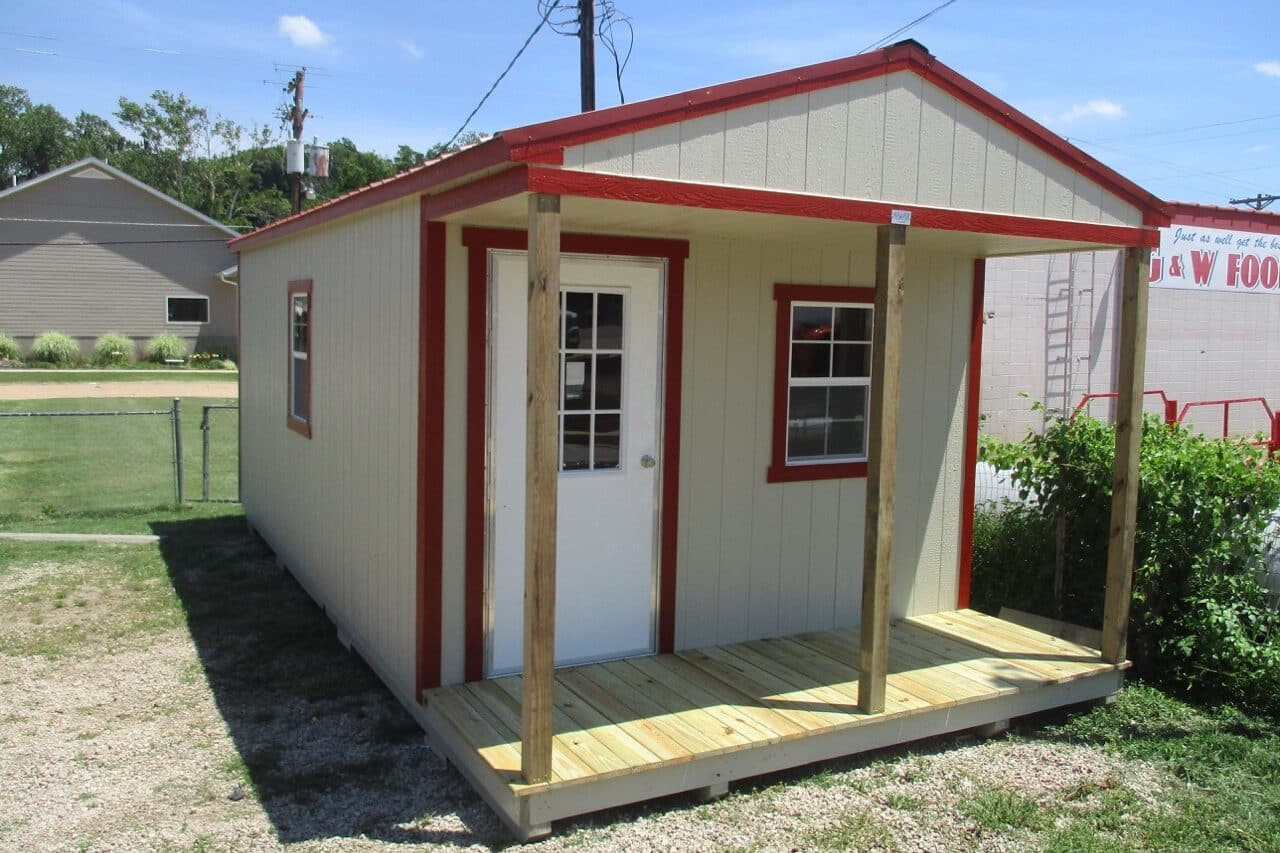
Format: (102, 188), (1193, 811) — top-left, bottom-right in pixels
(93, 332), (135, 365)
(31, 332), (80, 364)
(0, 333), (18, 360)
(145, 334), (187, 363)
(974, 414), (1280, 713)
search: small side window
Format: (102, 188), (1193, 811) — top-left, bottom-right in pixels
(287, 279), (312, 437)
(166, 296), (209, 324)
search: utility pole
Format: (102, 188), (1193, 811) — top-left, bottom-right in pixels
(1229, 193), (1279, 211)
(578, 0), (595, 112)
(284, 69), (309, 215)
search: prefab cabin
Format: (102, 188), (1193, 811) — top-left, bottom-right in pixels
(231, 40), (1167, 840)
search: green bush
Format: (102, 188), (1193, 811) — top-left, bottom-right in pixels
(144, 334), (187, 363)
(31, 332), (80, 364)
(974, 414), (1280, 713)
(93, 332), (135, 365)
(0, 333), (18, 360)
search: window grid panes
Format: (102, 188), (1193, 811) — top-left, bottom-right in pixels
(786, 301), (872, 465)
(559, 289), (623, 471)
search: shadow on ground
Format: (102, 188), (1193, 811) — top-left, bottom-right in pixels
(150, 515), (506, 847)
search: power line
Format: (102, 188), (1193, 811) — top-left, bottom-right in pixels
(859, 0), (959, 54)
(1075, 112), (1280, 145)
(442, 1), (565, 149)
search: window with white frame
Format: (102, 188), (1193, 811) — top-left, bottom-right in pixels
(166, 296), (209, 323)
(287, 279), (312, 435)
(769, 284), (875, 482)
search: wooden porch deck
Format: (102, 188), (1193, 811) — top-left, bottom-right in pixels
(421, 609), (1127, 840)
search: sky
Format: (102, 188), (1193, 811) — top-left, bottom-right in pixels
(4, 0), (1279, 206)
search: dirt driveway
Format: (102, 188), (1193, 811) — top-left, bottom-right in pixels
(0, 380), (238, 400)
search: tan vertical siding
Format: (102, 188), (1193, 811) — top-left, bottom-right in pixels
(673, 236), (972, 648)
(565, 70), (1142, 226)
(239, 197), (420, 708)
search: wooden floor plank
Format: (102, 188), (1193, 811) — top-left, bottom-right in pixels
(923, 610), (1111, 667)
(491, 676), (635, 776)
(555, 669), (695, 764)
(466, 680), (595, 782)
(600, 658), (778, 748)
(778, 634), (957, 710)
(885, 639), (1014, 703)
(426, 689), (525, 779)
(626, 654), (804, 740)
(549, 678), (668, 769)
(677, 646), (849, 731)
(885, 625), (1044, 691)
(907, 615), (1105, 682)
(737, 638), (937, 717)
(567, 664), (740, 756)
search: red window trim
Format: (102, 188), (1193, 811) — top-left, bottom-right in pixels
(286, 278), (313, 438)
(956, 259), (986, 609)
(768, 282), (876, 484)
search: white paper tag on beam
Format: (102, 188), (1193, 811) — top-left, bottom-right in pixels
(890, 209), (912, 226)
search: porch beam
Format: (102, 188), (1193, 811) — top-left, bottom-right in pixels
(859, 222), (907, 714)
(522, 192), (561, 783)
(1101, 246), (1151, 664)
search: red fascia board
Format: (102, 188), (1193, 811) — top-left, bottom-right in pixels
(527, 167), (1161, 248)
(1167, 200), (1280, 235)
(461, 225), (690, 260)
(504, 41), (1164, 220)
(421, 166), (529, 219)
(229, 139), (511, 251)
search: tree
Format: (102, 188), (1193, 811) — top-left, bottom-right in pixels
(393, 144), (425, 173)
(0, 87), (71, 182)
(115, 91), (209, 202)
(316, 137), (394, 200)
(68, 112), (127, 162)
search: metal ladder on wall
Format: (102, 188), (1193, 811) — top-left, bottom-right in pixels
(1043, 253), (1095, 425)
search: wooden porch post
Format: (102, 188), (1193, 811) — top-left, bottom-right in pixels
(1101, 246), (1151, 664)
(522, 193), (561, 783)
(858, 222), (907, 714)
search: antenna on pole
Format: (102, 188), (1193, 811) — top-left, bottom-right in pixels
(578, 0), (595, 112)
(1229, 194), (1280, 211)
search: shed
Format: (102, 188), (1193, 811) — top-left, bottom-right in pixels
(230, 40), (1168, 839)
(0, 157), (239, 359)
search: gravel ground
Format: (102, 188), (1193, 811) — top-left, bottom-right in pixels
(0, 380), (238, 400)
(0, 525), (1170, 852)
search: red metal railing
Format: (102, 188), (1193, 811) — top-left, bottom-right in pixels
(1073, 389), (1280, 455)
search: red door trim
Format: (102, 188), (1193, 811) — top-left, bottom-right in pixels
(460, 226), (689, 680)
(415, 213), (447, 695)
(525, 167), (1162, 249)
(956, 258), (986, 609)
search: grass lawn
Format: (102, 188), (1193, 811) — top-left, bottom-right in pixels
(0, 396), (238, 526)
(0, 370), (238, 384)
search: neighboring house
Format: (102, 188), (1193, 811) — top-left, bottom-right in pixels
(982, 203), (1280, 440)
(230, 40), (1165, 840)
(0, 157), (238, 359)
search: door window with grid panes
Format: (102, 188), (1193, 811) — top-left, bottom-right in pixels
(559, 289), (624, 471)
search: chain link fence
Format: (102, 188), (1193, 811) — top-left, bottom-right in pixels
(0, 398), (238, 520)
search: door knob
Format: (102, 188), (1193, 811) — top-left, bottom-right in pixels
(640, 454), (657, 469)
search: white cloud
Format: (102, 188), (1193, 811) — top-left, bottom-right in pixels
(399, 39), (424, 60)
(277, 14), (332, 48)
(1256, 61), (1280, 78)
(1058, 99), (1125, 122)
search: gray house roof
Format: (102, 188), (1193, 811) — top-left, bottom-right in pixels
(0, 157), (239, 238)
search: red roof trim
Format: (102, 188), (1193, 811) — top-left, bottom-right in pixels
(527, 167), (1161, 248)
(229, 139), (510, 251)
(1166, 201), (1280, 235)
(421, 166), (528, 219)
(505, 41), (1166, 220)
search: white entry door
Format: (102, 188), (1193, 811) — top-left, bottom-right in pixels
(488, 251), (664, 676)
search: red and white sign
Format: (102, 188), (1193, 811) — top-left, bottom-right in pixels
(1151, 224), (1280, 293)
